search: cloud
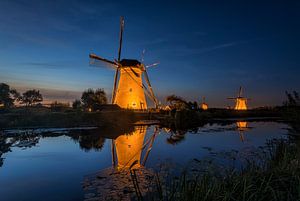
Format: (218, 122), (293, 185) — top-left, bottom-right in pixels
(197, 42), (239, 53)
(0, 1), (116, 48)
(16, 61), (77, 69)
(158, 38), (260, 57)
(15, 86), (82, 104)
(19, 62), (60, 67)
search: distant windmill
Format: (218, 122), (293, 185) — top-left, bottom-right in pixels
(89, 16), (158, 110)
(201, 97), (208, 110)
(228, 86), (250, 110)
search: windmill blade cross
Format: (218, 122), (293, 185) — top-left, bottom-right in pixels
(89, 58), (118, 70)
(146, 62), (159, 69)
(129, 67), (140, 77)
(143, 68), (158, 107)
(141, 49), (146, 62)
(118, 16), (124, 62)
(89, 53), (118, 67)
(238, 86), (243, 97)
(111, 69), (120, 104)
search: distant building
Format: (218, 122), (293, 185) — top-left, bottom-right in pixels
(201, 97), (208, 110)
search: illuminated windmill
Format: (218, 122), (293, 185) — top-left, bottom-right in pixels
(89, 17), (158, 110)
(228, 86), (250, 110)
(201, 97), (208, 110)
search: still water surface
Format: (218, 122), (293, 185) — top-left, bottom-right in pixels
(0, 121), (288, 201)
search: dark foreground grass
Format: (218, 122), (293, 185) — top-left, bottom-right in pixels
(133, 138), (300, 201)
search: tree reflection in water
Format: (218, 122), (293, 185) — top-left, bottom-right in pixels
(0, 127), (115, 167)
(0, 132), (40, 167)
(166, 130), (186, 145)
(0, 134), (11, 167)
(70, 132), (105, 152)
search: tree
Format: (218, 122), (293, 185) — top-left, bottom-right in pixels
(81, 88), (107, 111)
(72, 99), (82, 110)
(93, 89), (107, 108)
(81, 89), (95, 110)
(166, 95), (190, 110)
(187, 101), (198, 110)
(21, 90), (43, 106)
(284, 91), (300, 107)
(0, 83), (20, 108)
(50, 101), (69, 112)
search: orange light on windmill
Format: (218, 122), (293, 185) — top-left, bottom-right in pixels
(201, 97), (208, 110)
(201, 103), (208, 110)
(228, 87), (250, 110)
(114, 66), (147, 110)
(235, 98), (247, 110)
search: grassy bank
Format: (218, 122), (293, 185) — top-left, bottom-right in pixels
(158, 107), (284, 130)
(0, 106), (286, 129)
(0, 108), (137, 129)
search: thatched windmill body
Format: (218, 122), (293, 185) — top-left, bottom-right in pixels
(228, 87), (250, 110)
(89, 17), (158, 110)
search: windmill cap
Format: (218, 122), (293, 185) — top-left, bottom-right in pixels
(120, 59), (141, 66)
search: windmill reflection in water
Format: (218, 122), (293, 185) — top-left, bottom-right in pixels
(236, 121), (249, 142)
(83, 126), (159, 200)
(111, 126), (159, 170)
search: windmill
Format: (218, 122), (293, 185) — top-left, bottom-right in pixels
(201, 96), (208, 110)
(228, 86), (250, 110)
(89, 16), (158, 110)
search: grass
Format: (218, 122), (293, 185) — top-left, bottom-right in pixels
(135, 138), (300, 201)
(0, 108), (137, 129)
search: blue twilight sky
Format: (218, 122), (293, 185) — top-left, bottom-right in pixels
(0, 0), (299, 107)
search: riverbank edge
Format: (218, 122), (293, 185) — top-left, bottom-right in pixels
(0, 108), (292, 130)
